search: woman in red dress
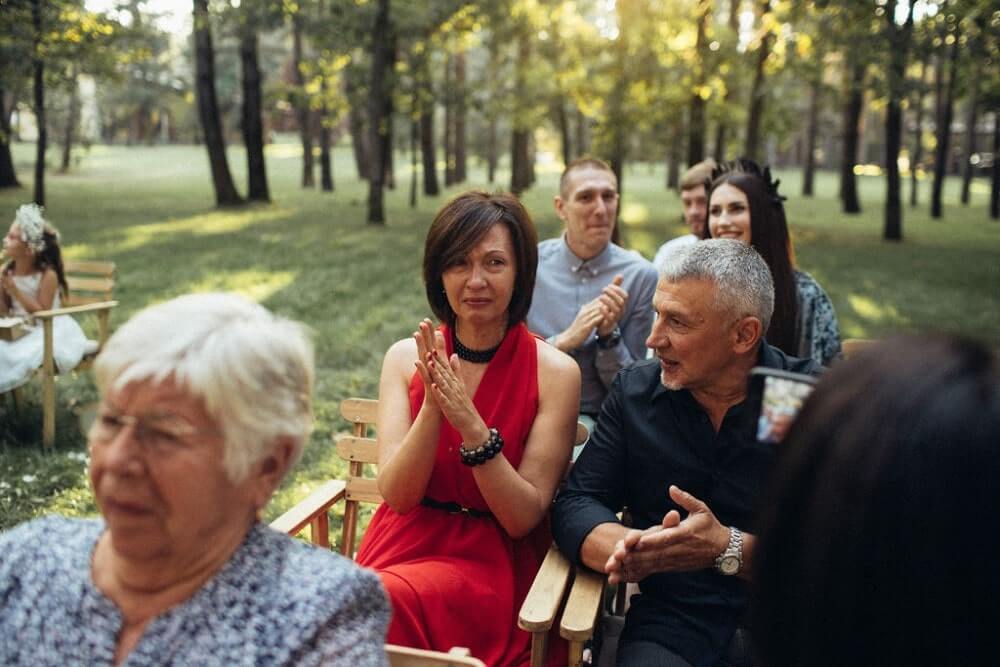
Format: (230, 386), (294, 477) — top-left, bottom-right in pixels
(356, 192), (580, 665)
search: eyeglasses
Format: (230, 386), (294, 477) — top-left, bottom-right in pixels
(89, 407), (217, 456)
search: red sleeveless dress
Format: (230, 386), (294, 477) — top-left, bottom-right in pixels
(355, 323), (565, 666)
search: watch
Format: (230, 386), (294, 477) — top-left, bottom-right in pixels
(714, 526), (743, 576)
(596, 326), (622, 349)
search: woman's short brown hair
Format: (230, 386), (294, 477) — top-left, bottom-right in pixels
(423, 191), (538, 327)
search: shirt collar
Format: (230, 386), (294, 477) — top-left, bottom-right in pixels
(559, 234), (613, 277)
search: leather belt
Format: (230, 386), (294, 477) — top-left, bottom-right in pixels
(421, 496), (493, 519)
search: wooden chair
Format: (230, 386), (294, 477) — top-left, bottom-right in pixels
(269, 397), (590, 664)
(387, 644), (486, 667)
(6, 259), (118, 449)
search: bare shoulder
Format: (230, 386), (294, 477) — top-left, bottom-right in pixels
(382, 337), (418, 375)
(535, 338), (581, 387)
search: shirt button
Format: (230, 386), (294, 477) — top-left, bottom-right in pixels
(582, 277), (588, 283)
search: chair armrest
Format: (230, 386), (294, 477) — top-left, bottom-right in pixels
(559, 565), (606, 642)
(518, 543), (573, 633)
(33, 300), (119, 319)
(269, 479), (347, 537)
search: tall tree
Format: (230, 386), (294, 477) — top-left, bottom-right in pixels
(744, 0), (773, 160)
(291, 9), (314, 188)
(193, 0), (242, 206)
(839, 57), (865, 214)
(453, 49), (467, 184)
(910, 52), (930, 207)
(239, 8), (269, 203)
(0, 86), (19, 189)
(366, 0), (393, 224)
(931, 23), (960, 219)
(713, 0), (742, 160)
(31, 0), (46, 205)
(687, 0), (710, 167)
(510, 29), (532, 195)
(883, 0), (916, 241)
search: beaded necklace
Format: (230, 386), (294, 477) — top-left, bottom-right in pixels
(452, 329), (503, 364)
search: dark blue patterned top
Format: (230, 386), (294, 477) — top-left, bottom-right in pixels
(795, 270), (842, 367)
(0, 516), (390, 666)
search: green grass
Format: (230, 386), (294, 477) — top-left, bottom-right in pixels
(1, 138), (997, 532)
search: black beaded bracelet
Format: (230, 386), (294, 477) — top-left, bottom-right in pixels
(459, 428), (504, 466)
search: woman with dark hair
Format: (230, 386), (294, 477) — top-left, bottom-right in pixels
(752, 335), (1000, 666)
(702, 159), (840, 365)
(1, 204), (88, 392)
(355, 191), (580, 665)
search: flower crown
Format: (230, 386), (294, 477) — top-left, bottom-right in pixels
(14, 203), (49, 254)
(709, 158), (787, 206)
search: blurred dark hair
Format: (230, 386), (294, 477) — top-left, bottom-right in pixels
(703, 158), (797, 355)
(423, 191), (538, 327)
(752, 335), (1000, 666)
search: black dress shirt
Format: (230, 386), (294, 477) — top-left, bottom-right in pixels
(553, 342), (820, 666)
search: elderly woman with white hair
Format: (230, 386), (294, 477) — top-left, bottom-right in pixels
(0, 293), (390, 666)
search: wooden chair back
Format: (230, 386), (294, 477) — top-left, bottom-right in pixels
(336, 397), (382, 557)
(63, 260), (116, 306)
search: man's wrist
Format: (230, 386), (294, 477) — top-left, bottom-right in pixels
(596, 326), (622, 349)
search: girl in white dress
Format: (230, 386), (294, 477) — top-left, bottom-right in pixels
(1, 204), (88, 393)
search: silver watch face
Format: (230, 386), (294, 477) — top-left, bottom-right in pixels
(719, 554), (740, 575)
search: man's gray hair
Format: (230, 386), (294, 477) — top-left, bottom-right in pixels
(659, 239), (774, 332)
(94, 292), (314, 482)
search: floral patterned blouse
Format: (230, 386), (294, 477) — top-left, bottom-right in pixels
(0, 516), (390, 666)
(795, 269), (842, 367)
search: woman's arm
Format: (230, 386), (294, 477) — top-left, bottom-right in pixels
(374, 335), (443, 513)
(1, 269), (58, 313)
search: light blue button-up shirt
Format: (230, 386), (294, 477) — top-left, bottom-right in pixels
(527, 236), (659, 415)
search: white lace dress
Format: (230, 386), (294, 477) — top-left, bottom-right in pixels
(0, 273), (89, 393)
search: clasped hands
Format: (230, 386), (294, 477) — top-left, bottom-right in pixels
(413, 319), (487, 443)
(605, 485), (731, 585)
(557, 274), (628, 351)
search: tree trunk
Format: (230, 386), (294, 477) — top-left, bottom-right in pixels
(419, 86), (439, 197)
(910, 55), (929, 207)
(366, 0), (392, 224)
(687, 1), (709, 167)
(931, 34), (959, 219)
(959, 68), (979, 205)
(348, 100), (370, 180)
(292, 13), (314, 188)
(666, 121), (682, 189)
(409, 113), (418, 208)
(991, 110), (999, 219)
(556, 101), (571, 166)
(454, 50), (467, 183)
(840, 59), (865, 214)
(319, 113), (333, 192)
(486, 116), (497, 184)
(59, 68), (79, 174)
(193, 0), (242, 206)
(744, 0), (771, 160)
(883, 0), (914, 242)
(802, 77), (819, 197)
(0, 87), (19, 188)
(713, 0), (741, 160)
(31, 0), (46, 205)
(442, 55), (454, 186)
(510, 32), (532, 195)
(575, 107), (587, 156)
(240, 21), (269, 202)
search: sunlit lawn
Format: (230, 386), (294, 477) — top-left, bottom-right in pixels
(1, 138), (997, 534)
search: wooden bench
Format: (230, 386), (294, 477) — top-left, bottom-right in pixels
(15, 259), (118, 448)
(269, 397), (589, 665)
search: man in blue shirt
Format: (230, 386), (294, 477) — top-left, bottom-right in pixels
(526, 157), (658, 444)
(553, 239), (821, 666)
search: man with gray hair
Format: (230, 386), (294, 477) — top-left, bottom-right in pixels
(553, 239), (820, 666)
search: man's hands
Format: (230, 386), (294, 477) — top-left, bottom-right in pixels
(553, 274), (629, 352)
(605, 485), (731, 584)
